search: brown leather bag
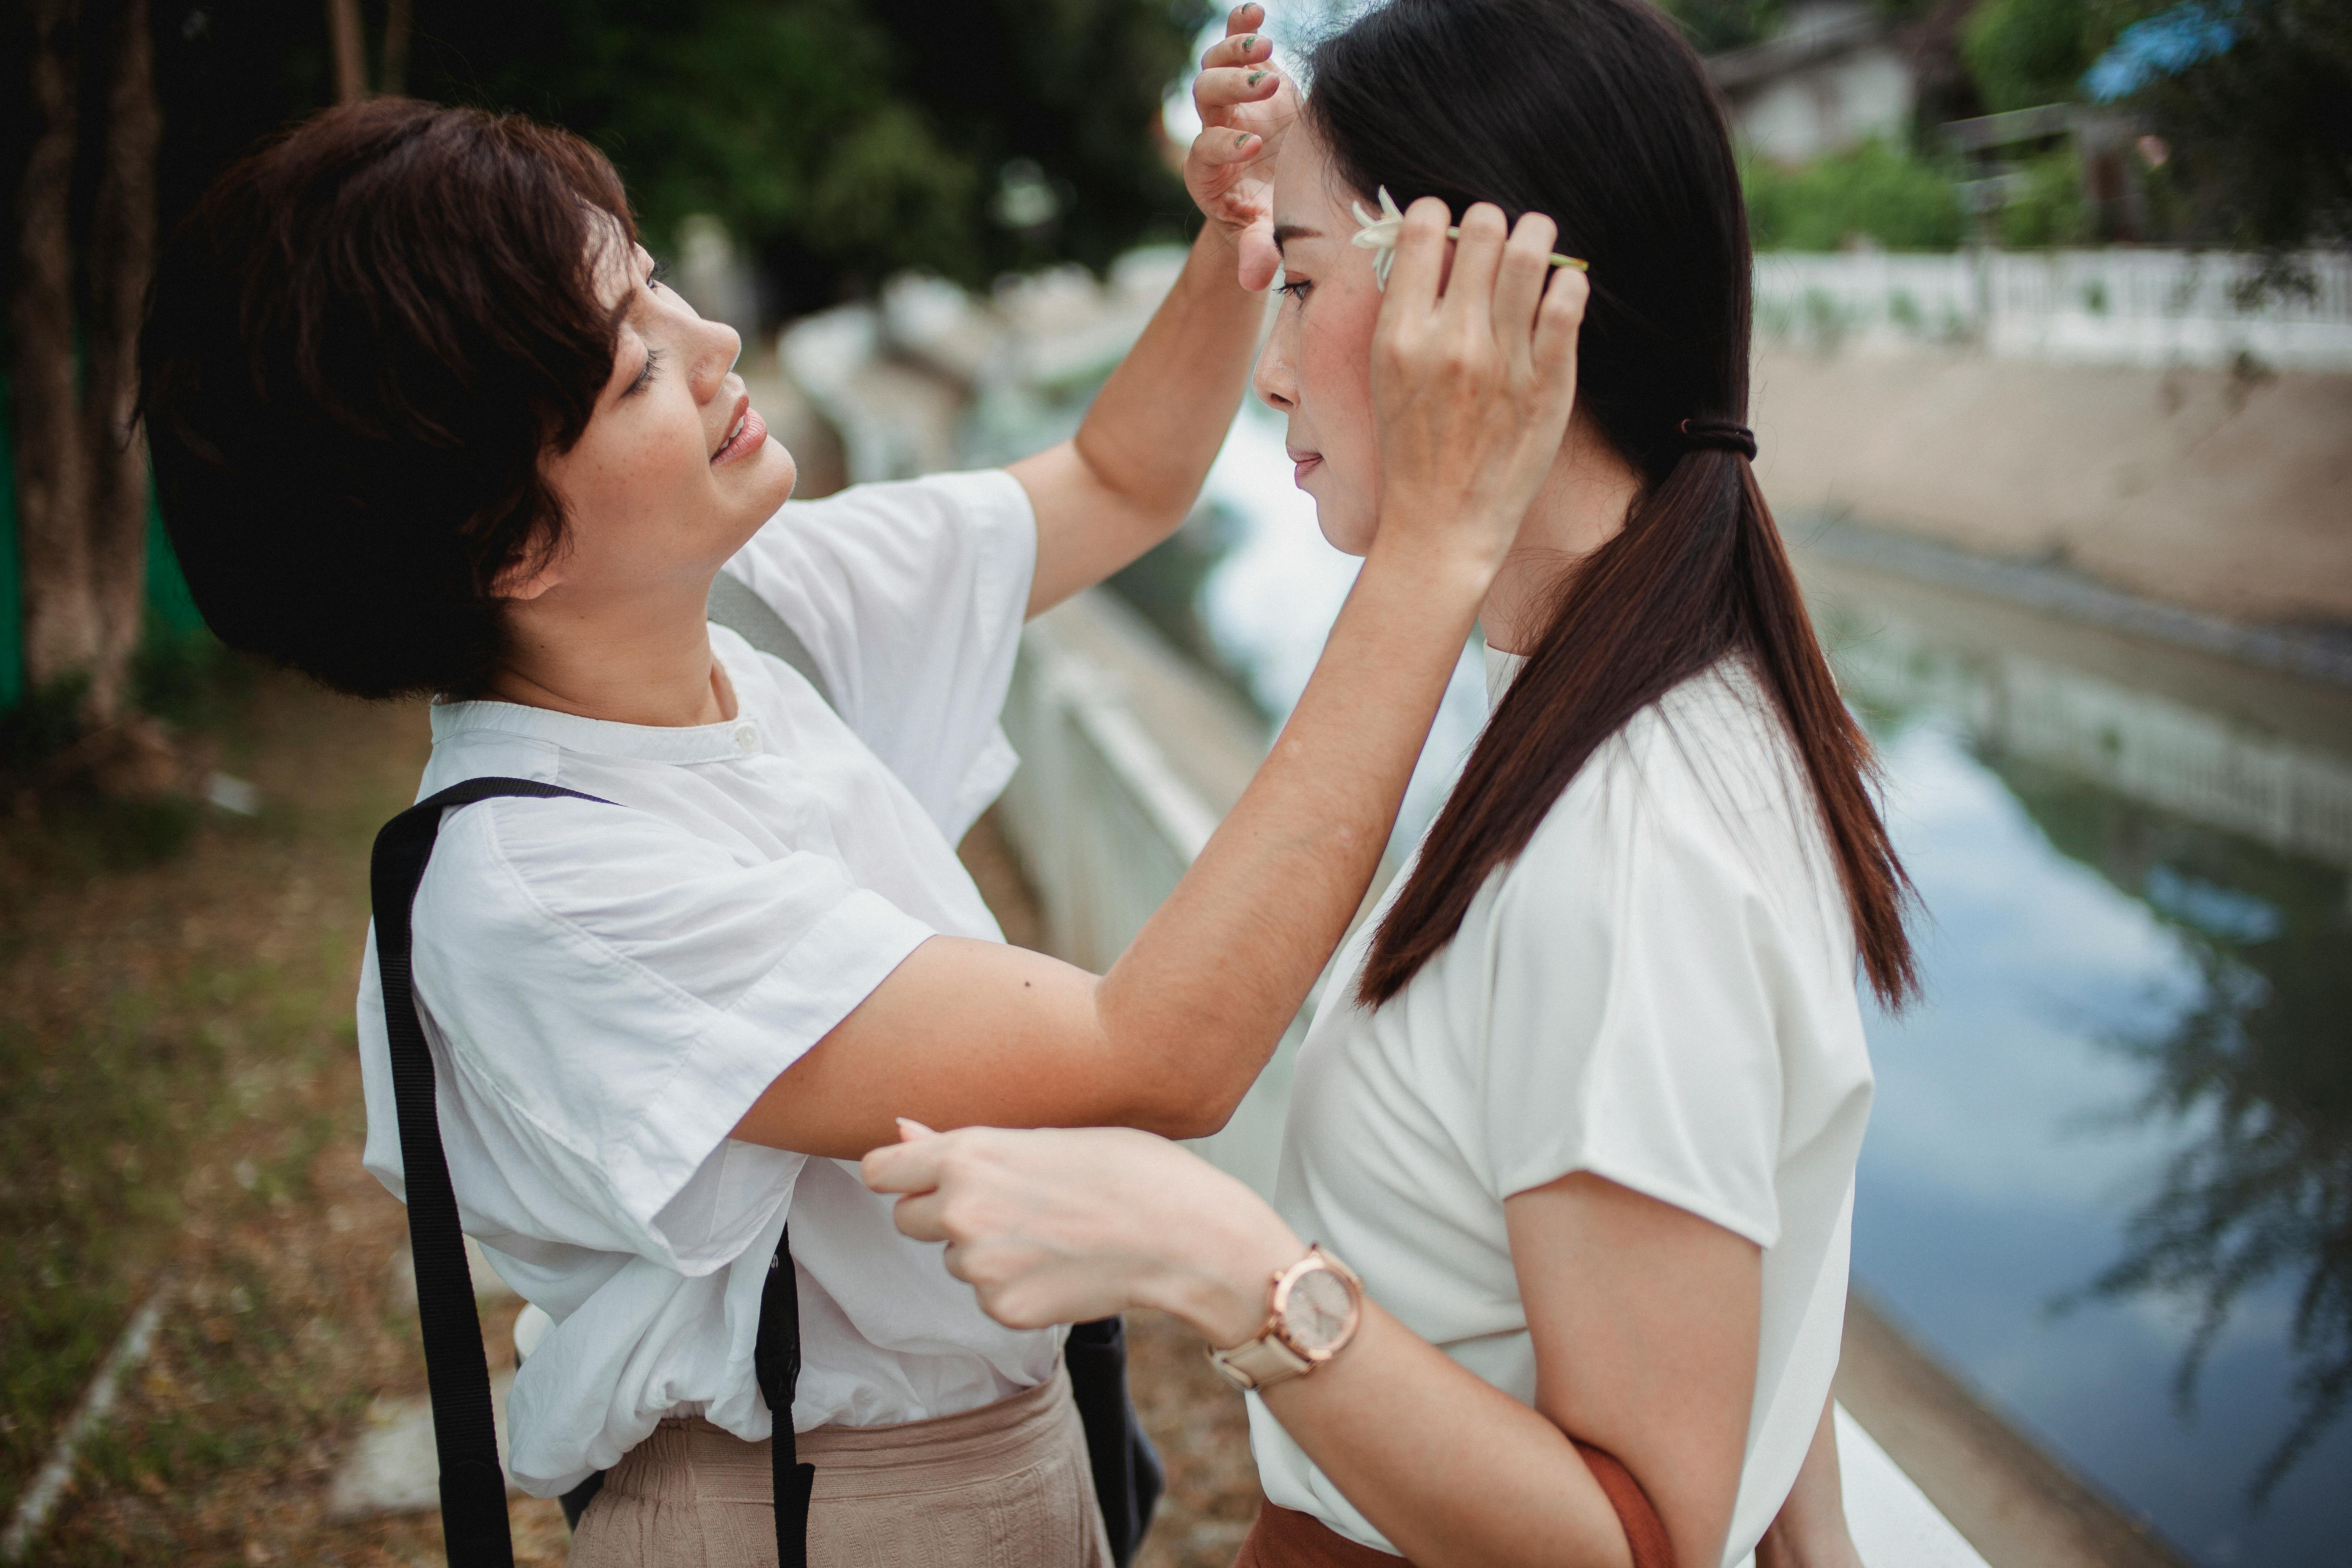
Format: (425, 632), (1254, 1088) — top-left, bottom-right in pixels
(1230, 1441), (1675, 1568)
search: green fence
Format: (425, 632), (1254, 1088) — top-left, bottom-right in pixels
(0, 375), (206, 714)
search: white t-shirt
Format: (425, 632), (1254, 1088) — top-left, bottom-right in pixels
(1248, 648), (1874, 1567)
(356, 469), (1058, 1497)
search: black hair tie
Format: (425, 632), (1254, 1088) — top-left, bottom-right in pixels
(1678, 419), (1756, 461)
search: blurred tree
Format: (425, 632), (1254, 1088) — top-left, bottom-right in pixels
(403, 0), (1204, 309)
(2084, 0), (2352, 253)
(5, 0), (162, 730)
(1962, 0), (2100, 111)
(139, 0), (1204, 313)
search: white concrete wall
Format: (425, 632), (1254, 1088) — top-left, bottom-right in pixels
(1756, 248), (2352, 372)
(1736, 44), (1916, 163)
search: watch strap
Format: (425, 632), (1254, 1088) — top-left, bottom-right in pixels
(1207, 1332), (1316, 1391)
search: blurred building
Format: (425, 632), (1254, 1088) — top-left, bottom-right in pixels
(1707, 1), (1917, 163)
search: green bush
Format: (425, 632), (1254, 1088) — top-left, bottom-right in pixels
(1744, 141), (1968, 251)
(1999, 149), (2092, 246)
(1963, 0), (2100, 112)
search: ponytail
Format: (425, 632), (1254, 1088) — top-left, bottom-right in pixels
(1353, 451), (1918, 1010)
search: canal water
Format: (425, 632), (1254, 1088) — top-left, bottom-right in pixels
(1089, 397), (2352, 1567)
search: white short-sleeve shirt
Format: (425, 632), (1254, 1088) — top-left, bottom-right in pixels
(1248, 650), (1875, 1567)
(355, 469), (1057, 1496)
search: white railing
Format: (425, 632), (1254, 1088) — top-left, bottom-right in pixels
(1755, 248), (2352, 371)
(994, 591), (1989, 1568)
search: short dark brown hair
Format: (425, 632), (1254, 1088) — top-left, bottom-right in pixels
(139, 98), (636, 699)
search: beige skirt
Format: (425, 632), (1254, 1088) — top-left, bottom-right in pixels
(565, 1362), (1113, 1568)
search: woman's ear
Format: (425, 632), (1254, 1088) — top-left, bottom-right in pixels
(490, 542), (565, 602)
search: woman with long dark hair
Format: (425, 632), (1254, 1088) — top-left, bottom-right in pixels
(864, 2), (1911, 1565)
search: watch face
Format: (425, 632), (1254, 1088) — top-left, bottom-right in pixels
(1281, 1265), (1357, 1356)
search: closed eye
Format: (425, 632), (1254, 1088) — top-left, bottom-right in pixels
(626, 346), (663, 397)
(1275, 275), (1313, 301)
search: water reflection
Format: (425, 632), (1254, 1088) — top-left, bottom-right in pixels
(1809, 556), (2352, 1565)
(1818, 562), (2352, 1523)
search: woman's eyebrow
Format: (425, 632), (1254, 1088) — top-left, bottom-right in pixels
(1273, 222), (1320, 251)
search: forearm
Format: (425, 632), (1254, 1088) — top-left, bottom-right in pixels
(1016, 223), (1265, 613)
(1091, 529), (1491, 1124)
(1079, 223), (1263, 520)
(738, 529), (1489, 1158)
(1262, 1306), (1637, 1568)
(1154, 1208), (1632, 1568)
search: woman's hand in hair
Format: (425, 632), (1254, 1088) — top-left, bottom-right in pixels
(1370, 200), (1589, 576)
(863, 1120), (1301, 1343)
(1186, 2), (1300, 292)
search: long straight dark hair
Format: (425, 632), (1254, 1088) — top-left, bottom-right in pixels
(1326, 0), (1919, 1010)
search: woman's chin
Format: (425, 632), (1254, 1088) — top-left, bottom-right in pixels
(1310, 501), (1376, 559)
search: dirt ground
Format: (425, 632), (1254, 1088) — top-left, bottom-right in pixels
(0, 673), (1258, 1566)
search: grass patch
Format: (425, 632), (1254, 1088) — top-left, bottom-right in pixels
(0, 673), (498, 1563)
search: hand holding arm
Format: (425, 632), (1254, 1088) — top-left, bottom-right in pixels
(863, 1128), (1758, 1568)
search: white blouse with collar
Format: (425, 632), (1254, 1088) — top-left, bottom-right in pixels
(356, 469), (1053, 1496)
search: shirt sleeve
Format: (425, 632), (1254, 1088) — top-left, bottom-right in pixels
(370, 794), (934, 1276)
(714, 468), (1037, 840)
(1477, 741), (1795, 1248)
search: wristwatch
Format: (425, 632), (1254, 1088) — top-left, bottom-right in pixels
(1205, 1245), (1365, 1391)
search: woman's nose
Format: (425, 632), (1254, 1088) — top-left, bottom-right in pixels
(694, 318), (742, 398)
(1251, 339), (1296, 412)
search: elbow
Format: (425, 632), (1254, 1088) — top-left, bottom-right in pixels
(1127, 1081), (1248, 1143)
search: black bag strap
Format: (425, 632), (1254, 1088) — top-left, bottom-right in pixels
(372, 776), (812, 1566)
(709, 570), (830, 708)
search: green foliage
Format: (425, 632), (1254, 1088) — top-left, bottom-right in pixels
(1963, 0), (2102, 111)
(145, 0), (1204, 308)
(405, 0), (1204, 298)
(1744, 141), (1968, 250)
(2101, 0), (2352, 252)
(1653, 0), (1786, 54)
(1999, 148), (2092, 246)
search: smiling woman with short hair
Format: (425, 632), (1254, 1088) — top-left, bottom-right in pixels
(133, 7), (1591, 1560)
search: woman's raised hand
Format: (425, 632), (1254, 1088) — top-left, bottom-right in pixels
(1186, 3), (1300, 292)
(1369, 199), (1589, 574)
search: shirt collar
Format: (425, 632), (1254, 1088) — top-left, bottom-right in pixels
(429, 675), (765, 766)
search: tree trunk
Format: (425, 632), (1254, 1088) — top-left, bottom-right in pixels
(382, 0), (411, 93)
(326, 0), (367, 103)
(81, 0), (161, 722)
(9, 0), (97, 701)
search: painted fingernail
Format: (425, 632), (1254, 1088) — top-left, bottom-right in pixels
(1247, 69), (1267, 85)
(1235, 131), (1254, 149)
(1240, 34), (1259, 51)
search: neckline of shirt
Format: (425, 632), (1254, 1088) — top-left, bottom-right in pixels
(427, 637), (768, 765)
(1482, 643), (1528, 710)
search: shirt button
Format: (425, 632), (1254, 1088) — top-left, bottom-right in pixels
(734, 724), (758, 755)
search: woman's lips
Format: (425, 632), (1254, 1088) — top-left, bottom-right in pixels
(711, 403), (767, 467)
(1289, 452), (1323, 485)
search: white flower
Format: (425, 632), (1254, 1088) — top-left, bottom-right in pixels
(1348, 186), (1589, 291)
